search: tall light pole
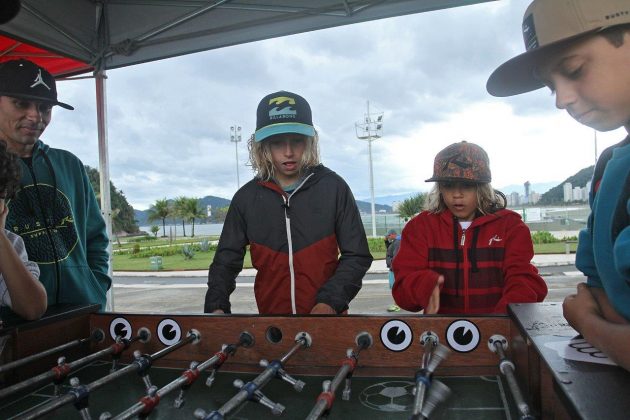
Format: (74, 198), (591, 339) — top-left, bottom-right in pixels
(230, 125), (242, 189)
(355, 101), (383, 238)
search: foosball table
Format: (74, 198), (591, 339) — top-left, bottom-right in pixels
(0, 303), (628, 419)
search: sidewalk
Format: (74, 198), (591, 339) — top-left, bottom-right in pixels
(114, 253), (576, 277)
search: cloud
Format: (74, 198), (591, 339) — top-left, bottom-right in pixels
(40, 0), (627, 210)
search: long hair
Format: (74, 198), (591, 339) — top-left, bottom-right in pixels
(248, 133), (321, 181)
(424, 182), (507, 216)
(0, 140), (21, 199)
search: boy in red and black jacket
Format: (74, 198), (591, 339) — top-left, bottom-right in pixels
(392, 141), (547, 314)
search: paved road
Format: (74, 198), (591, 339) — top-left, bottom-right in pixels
(111, 266), (584, 314)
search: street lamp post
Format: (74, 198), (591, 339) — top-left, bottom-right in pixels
(230, 125), (242, 189)
(355, 101), (383, 238)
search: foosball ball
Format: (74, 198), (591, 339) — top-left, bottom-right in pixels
(1, 303), (629, 419)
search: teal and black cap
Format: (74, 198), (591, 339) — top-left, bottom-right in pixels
(0, 59), (73, 110)
(254, 90), (315, 142)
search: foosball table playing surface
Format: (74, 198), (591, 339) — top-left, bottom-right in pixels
(1, 303), (629, 419)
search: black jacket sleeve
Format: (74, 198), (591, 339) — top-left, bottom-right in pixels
(204, 199), (248, 313)
(315, 178), (372, 312)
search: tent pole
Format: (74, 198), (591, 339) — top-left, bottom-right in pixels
(95, 68), (114, 311)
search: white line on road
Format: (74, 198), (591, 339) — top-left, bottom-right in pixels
(563, 271), (584, 276)
(114, 279), (390, 289)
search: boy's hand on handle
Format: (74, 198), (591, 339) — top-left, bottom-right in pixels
(310, 303), (336, 314)
(425, 275), (444, 315)
(563, 283), (600, 332)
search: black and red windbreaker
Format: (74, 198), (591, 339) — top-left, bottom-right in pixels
(204, 165), (372, 314)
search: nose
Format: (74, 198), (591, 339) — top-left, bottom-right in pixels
(25, 103), (44, 122)
(282, 140), (294, 156)
(554, 80), (577, 110)
(452, 186), (464, 197)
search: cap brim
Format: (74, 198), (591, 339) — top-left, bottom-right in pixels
(0, 92), (74, 110)
(255, 123), (315, 142)
(487, 31), (597, 97)
(425, 176), (489, 183)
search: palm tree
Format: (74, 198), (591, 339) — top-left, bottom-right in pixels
(397, 193), (427, 221)
(174, 196), (189, 237)
(147, 198), (171, 237)
(183, 197), (205, 237)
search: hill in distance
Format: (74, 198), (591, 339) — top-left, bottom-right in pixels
(366, 181), (558, 208)
(539, 166), (594, 205)
(136, 168), (594, 226)
(136, 195), (394, 225)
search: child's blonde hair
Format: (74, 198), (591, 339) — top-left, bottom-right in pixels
(248, 134), (321, 181)
(424, 183), (506, 216)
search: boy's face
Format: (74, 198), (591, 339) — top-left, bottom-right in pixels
(0, 96), (52, 156)
(439, 181), (478, 221)
(267, 133), (306, 187)
(535, 33), (630, 132)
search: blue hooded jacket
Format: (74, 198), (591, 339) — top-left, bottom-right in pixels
(6, 140), (111, 310)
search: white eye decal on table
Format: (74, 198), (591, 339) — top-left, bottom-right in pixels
(446, 319), (480, 353)
(157, 318), (182, 346)
(109, 317), (132, 341)
(380, 319), (413, 352)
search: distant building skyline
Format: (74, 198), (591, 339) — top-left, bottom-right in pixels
(563, 181), (591, 203)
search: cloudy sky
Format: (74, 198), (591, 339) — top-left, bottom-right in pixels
(42, 0), (626, 210)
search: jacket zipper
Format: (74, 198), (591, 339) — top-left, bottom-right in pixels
(283, 174), (314, 315)
(460, 228), (469, 312)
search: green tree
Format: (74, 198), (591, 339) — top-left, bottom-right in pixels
(147, 198), (171, 237)
(85, 166), (139, 234)
(174, 196), (189, 237)
(150, 225), (160, 237)
(182, 197), (205, 237)
(212, 206), (230, 223)
(397, 193), (427, 220)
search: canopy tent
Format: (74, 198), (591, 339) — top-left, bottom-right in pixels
(0, 0), (495, 309)
(1, 0), (493, 74)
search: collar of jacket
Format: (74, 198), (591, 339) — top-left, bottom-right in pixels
(257, 164), (331, 195)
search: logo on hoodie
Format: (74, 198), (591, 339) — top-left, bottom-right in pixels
(6, 184), (78, 263)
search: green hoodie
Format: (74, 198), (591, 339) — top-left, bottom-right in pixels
(6, 140), (111, 310)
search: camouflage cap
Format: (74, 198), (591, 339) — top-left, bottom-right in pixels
(425, 141), (491, 184)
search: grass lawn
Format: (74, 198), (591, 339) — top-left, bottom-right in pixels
(111, 242), (575, 271)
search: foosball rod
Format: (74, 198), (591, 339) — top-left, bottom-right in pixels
(488, 335), (535, 420)
(0, 329), (104, 375)
(18, 329), (200, 420)
(109, 331), (254, 420)
(306, 332), (373, 420)
(202, 331), (311, 419)
(0, 328), (149, 401)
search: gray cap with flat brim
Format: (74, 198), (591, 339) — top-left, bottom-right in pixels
(487, 0), (630, 97)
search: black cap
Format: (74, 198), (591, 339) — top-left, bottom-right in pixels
(0, 59), (74, 110)
(254, 90), (315, 142)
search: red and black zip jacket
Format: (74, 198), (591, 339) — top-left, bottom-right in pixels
(204, 165), (372, 314)
(392, 209), (547, 314)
